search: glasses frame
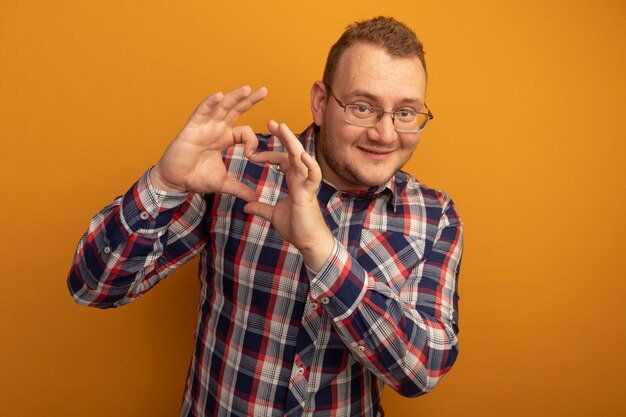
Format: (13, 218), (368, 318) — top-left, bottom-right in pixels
(325, 84), (433, 133)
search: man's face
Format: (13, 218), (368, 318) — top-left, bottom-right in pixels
(312, 42), (427, 191)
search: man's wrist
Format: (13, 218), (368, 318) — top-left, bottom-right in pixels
(300, 232), (335, 274)
(149, 165), (187, 193)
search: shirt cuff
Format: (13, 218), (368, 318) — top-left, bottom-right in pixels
(308, 240), (369, 321)
(119, 168), (190, 234)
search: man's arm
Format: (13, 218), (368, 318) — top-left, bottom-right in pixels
(67, 174), (206, 308)
(309, 193), (463, 396)
(68, 86), (268, 307)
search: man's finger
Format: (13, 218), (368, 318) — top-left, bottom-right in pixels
(267, 120), (307, 176)
(267, 120), (304, 153)
(187, 92), (225, 124)
(211, 86), (253, 121)
(232, 125), (260, 157)
(249, 86), (268, 104)
(301, 151), (322, 186)
(223, 86), (268, 125)
(243, 201), (274, 221)
(247, 151), (289, 167)
(190, 86), (266, 125)
(220, 179), (258, 203)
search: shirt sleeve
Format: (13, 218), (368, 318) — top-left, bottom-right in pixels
(67, 169), (208, 308)
(307, 193), (463, 397)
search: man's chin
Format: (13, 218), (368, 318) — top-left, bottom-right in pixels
(353, 171), (395, 189)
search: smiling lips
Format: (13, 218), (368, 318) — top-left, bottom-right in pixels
(358, 145), (395, 159)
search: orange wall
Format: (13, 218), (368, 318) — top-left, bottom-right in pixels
(1, 1), (625, 416)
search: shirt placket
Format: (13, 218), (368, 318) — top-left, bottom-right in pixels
(284, 185), (374, 416)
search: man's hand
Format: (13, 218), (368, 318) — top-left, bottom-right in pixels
(245, 121), (335, 272)
(150, 86), (268, 203)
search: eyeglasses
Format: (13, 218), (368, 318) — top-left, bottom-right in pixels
(325, 85), (433, 133)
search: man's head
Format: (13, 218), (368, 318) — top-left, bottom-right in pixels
(311, 17), (429, 191)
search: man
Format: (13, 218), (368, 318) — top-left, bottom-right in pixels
(68, 16), (463, 417)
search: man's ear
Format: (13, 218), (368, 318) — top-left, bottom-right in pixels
(310, 81), (327, 126)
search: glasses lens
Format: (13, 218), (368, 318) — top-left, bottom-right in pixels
(395, 112), (429, 132)
(344, 105), (377, 126)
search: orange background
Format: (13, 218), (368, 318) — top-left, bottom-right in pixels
(1, 1), (625, 416)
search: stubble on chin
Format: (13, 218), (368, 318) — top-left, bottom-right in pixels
(316, 127), (395, 190)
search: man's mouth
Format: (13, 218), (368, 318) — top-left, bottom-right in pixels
(358, 146), (395, 158)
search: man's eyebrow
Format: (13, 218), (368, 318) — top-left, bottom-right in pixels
(346, 89), (424, 107)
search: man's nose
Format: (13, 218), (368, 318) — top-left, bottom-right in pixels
(370, 112), (397, 143)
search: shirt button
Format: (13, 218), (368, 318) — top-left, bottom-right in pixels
(297, 367), (304, 375)
(320, 297), (330, 305)
(358, 345), (366, 352)
(310, 303), (318, 311)
(139, 211), (150, 220)
(103, 246), (111, 254)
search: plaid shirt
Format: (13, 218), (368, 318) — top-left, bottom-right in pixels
(68, 124), (463, 417)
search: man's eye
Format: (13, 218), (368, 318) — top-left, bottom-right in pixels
(348, 104), (375, 119)
(397, 109), (416, 117)
(396, 109), (417, 120)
